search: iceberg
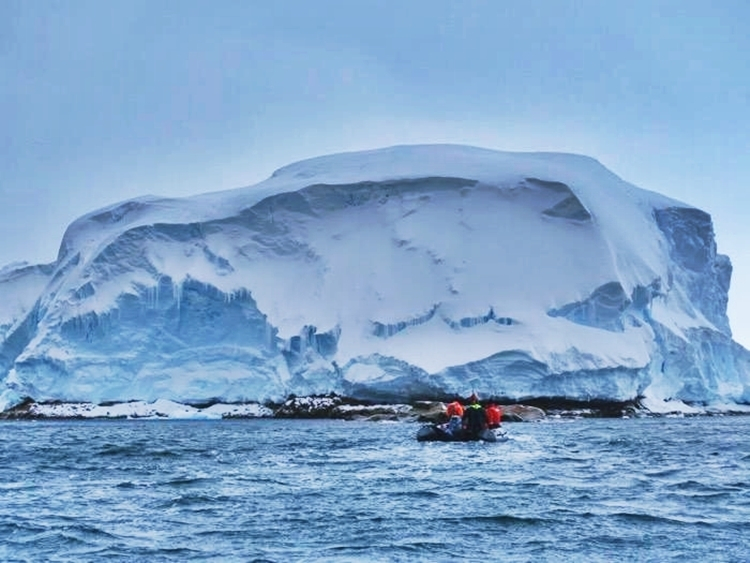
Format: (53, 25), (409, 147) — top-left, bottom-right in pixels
(1, 144), (748, 412)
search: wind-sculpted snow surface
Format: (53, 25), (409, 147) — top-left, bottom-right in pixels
(0, 145), (748, 412)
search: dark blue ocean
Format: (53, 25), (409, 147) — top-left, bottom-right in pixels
(1, 416), (748, 562)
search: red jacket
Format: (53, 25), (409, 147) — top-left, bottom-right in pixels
(486, 404), (502, 427)
(446, 401), (464, 418)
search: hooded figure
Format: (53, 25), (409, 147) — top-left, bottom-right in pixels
(462, 393), (486, 439)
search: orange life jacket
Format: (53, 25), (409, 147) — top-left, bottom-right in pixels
(446, 401), (464, 417)
(486, 405), (502, 426)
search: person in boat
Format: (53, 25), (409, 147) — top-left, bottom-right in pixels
(462, 393), (487, 439)
(486, 403), (502, 429)
(439, 399), (464, 436)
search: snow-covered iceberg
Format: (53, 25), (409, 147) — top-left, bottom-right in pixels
(1, 144), (748, 412)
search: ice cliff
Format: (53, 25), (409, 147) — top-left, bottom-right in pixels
(1, 145), (749, 411)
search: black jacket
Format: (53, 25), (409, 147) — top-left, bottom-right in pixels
(462, 404), (486, 437)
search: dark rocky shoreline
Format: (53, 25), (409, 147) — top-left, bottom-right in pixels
(270, 395), (750, 421)
(3, 393), (745, 421)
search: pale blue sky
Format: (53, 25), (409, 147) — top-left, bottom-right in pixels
(2, 0), (748, 345)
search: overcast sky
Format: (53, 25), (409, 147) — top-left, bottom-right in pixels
(2, 0), (748, 346)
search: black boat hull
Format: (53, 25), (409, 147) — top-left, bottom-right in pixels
(416, 424), (507, 443)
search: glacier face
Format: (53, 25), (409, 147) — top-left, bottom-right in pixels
(0, 144), (748, 410)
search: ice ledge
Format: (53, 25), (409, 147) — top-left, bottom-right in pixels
(0, 398), (274, 420)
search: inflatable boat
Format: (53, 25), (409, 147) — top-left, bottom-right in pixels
(416, 424), (508, 443)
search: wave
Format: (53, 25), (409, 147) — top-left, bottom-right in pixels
(442, 514), (555, 526)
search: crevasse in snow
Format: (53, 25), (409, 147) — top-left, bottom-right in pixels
(0, 145), (748, 411)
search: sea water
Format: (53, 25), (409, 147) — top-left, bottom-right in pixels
(0, 416), (748, 562)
